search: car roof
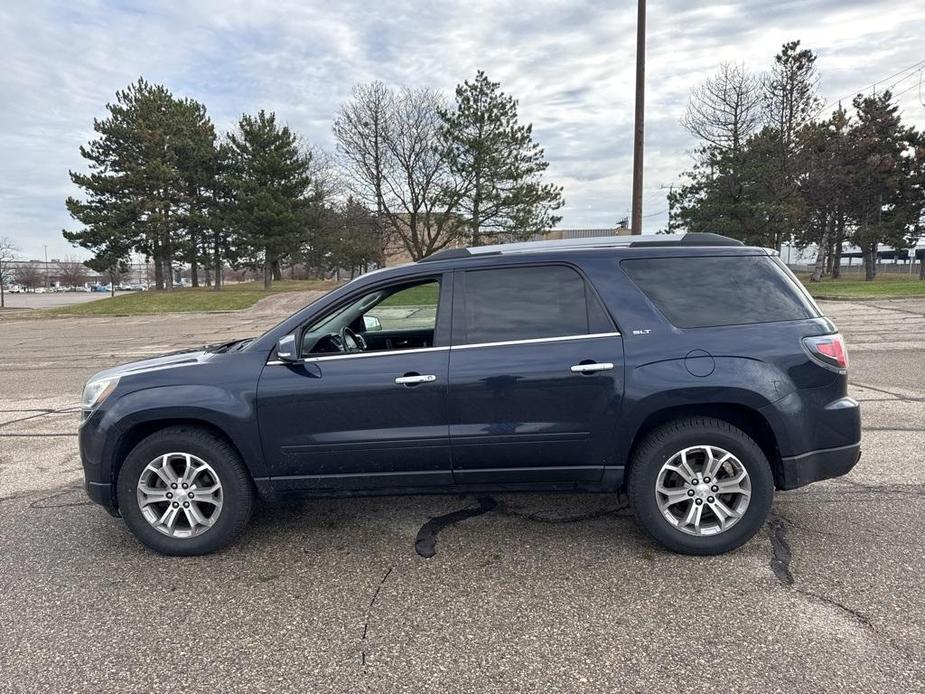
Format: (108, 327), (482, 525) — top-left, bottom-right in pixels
(417, 232), (747, 264)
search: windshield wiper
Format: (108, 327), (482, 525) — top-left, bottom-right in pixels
(207, 337), (255, 353)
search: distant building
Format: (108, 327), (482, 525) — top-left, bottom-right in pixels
(4, 259), (153, 288)
(780, 237), (925, 270)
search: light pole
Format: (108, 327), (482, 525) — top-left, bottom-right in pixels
(630, 0), (646, 235)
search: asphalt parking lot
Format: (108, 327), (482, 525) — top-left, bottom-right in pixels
(0, 291), (110, 310)
(1, 292), (924, 693)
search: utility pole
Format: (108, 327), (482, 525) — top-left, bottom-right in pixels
(630, 0), (646, 235)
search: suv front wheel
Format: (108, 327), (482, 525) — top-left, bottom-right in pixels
(116, 426), (254, 556)
(627, 417), (773, 555)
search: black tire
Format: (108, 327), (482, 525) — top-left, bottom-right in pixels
(116, 426), (254, 556)
(627, 416), (773, 555)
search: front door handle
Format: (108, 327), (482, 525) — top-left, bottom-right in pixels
(395, 374), (437, 385)
(570, 362), (614, 373)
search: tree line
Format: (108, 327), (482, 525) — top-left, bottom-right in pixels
(64, 72), (563, 290)
(671, 40), (925, 280)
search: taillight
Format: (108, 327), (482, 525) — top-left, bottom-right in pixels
(803, 334), (848, 371)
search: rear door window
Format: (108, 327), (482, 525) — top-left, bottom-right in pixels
(460, 265), (606, 344)
(621, 255), (819, 328)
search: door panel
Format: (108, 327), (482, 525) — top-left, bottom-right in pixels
(258, 350), (451, 490)
(449, 335), (624, 483)
(447, 263), (624, 485)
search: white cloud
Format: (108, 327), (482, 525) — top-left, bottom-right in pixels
(1, 0), (923, 259)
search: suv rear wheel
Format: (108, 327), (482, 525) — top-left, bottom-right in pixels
(627, 417), (773, 555)
(116, 426), (254, 556)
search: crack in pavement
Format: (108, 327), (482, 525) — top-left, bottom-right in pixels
(849, 382), (925, 402)
(29, 487), (93, 509)
(863, 427), (925, 432)
(0, 432), (78, 437)
(864, 303), (925, 318)
(793, 588), (875, 631)
(768, 514), (881, 640)
(496, 499), (629, 524)
(412, 496), (630, 559)
(414, 496), (497, 558)
(769, 515), (795, 586)
(360, 565), (394, 669)
(0, 407), (81, 430)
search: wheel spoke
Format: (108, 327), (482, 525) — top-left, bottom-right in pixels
(709, 498), (740, 529)
(657, 485), (691, 507)
(681, 501), (703, 531)
(138, 485), (170, 504)
(158, 505), (181, 530)
(703, 448), (729, 479)
(187, 503), (213, 528)
(678, 450), (697, 481)
(715, 471), (750, 496)
(191, 484), (221, 505)
(152, 460), (177, 487)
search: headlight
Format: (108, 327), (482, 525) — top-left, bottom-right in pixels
(82, 376), (120, 410)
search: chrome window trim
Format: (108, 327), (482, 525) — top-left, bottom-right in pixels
(266, 331), (621, 365)
(452, 332), (621, 350)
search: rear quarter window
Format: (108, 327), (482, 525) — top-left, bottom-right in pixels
(621, 255), (819, 328)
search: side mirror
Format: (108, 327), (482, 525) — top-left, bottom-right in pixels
(276, 334), (298, 363)
(363, 315), (382, 332)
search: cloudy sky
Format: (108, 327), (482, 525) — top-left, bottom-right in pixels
(2, 0), (925, 261)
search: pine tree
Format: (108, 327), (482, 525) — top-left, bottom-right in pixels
(439, 71), (563, 245)
(65, 79), (220, 290)
(225, 111), (315, 289)
(847, 92), (920, 280)
(173, 97), (221, 288)
(796, 107), (853, 281)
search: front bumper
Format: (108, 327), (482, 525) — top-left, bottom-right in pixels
(79, 408), (120, 515)
(84, 480), (120, 516)
(778, 441), (861, 490)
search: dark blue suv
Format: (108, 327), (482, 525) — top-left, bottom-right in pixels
(79, 233), (861, 556)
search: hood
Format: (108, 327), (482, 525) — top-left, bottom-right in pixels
(91, 348), (213, 382)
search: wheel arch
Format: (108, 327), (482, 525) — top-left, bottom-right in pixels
(107, 418), (251, 509)
(622, 403), (784, 489)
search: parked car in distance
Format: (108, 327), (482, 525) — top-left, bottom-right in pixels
(79, 233), (861, 556)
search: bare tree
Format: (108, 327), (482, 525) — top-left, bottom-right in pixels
(335, 84), (466, 261)
(13, 264), (42, 292)
(380, 87), (466, 260)
(0, 236), (18, 308)
(681, 62), (763, 155)
(57, 255), (89, 288)
(333, 82), (395, 263)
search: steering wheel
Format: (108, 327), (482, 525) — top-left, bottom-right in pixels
(339, 326), (366, 352)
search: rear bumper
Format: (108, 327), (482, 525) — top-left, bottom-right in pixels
(778, 441), (861, 490)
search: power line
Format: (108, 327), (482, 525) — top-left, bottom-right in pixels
(891, 71), (924, 100)
(642, 207), (668, 218)
(814, 58), (925, 116)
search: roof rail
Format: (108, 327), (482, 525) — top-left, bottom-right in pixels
(418, 232), (743, 262)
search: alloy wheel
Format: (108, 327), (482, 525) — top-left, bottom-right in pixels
(136, 452), (224, 538)
(655, 445), (751, 536)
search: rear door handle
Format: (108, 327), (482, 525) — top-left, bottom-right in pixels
(395, 374), (437, 385)
(570, 362), (614, 373)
